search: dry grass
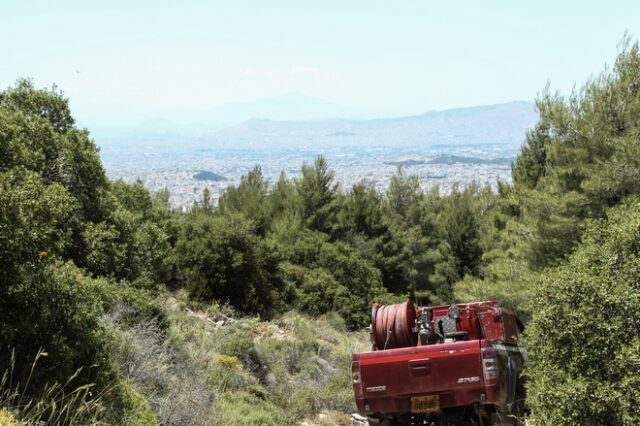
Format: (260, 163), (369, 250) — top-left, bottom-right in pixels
(169, 292), (368, 424)
(0, 350), (106, 426)
(108, 315), (213, 426)
(104, 290), (370, 425)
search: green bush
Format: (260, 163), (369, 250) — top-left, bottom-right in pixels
(108, 380), (158, 426)
(215, 326), (255, 361)
(525, 199), (640, 425)
(206, 361), (250, 394)
(247, 384), (268, 400)
(90, 275), (162, 324)
(273, 228), (389, 329)
(324, 311), (347, 332)
(82, 205), (172, 284)
(0, 262), (112, 390)
(176, 213), (280, 317)
(0, 79), (108, 224)
(0, 169), (74, 278)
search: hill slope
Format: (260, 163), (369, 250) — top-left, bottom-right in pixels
(210, 101), (536, 149)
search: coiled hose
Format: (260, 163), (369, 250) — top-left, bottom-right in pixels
(371, 300), (418, 349)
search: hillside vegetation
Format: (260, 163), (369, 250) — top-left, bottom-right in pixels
(1, 40), (640, 425)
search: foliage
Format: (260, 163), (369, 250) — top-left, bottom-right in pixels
(175, 213), (280, 317)
(82, 207), (139, 279)
(512, 39), (640, 268)
(387, 166), (423, 221)
(525, 199), (640, 425)
(81, 180), (174, 284)
(297, 156), (339, 233)
(0, 79), (74, 132)
(0, 80), (168, 425)
(0, 79), (107, 225)
(218, 165), (269, 234)
(265, 171), (302, 226)
(214, 327), (256, 361)
(0, 169), (74, 277)
(82, 205), (172, 284)
(108, 380), (157, 426)
(335, 181), (387, 238)
(0, 261), (112, 390)
(271, 226), (389, 328)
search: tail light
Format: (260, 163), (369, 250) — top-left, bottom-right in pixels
(481, 346), (498, 386)
(352, 360), (363, 398)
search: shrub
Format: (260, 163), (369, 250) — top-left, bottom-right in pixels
(82, 201), (174, 285)
(247, 384), (268, 400)
(324, 311), (347, 332)
(0, 79), (108, 223)
(525, 199), (640, 425)
(176, 214), (279, 317)
(216, 354), (242, 370)
(108, 380), (157, 426)
(90, 276), (162, 324)
(0, 169), (74, 279)
(0, 262), (112, 390)
(108, 318), (212, 426)
(275, 230), (390, 329)
(206, 361), (251, 394)
(214, 326), (255, 361)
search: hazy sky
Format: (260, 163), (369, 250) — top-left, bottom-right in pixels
(2, 1), (639, 125)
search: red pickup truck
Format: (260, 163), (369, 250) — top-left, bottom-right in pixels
(352, 300), (526, 426)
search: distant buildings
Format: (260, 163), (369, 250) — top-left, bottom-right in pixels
(102, 145), (515, 209)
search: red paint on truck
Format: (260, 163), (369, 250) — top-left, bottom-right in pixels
(352, 301), (526, 425)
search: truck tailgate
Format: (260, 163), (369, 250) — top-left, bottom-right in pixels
(354, 340), (484, 414)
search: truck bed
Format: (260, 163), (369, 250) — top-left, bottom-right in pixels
(353, 340), (485, 415)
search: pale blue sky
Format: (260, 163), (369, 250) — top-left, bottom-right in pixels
(1, 1), (639, 125)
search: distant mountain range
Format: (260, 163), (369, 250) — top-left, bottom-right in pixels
(90, 99), (537, 151)
(209, 101), (536, 149)
(87, 93), (361, 142)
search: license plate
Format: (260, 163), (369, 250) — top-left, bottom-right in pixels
(411, 395), (440, 413)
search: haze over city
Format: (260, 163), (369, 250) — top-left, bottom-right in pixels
(3, 1), (640, 208)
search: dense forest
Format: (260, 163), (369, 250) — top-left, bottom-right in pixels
(1, 41), (640, 425)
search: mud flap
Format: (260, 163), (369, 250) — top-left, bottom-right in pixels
(506, 356), (517, 407)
